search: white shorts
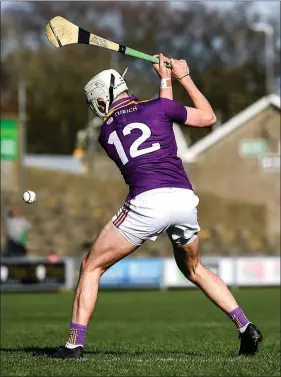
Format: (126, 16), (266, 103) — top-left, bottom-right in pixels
(112, 188), (200, 246)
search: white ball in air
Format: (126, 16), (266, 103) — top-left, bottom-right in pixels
(23, 190), (36, 204)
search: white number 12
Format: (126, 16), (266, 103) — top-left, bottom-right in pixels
(108, 122), (160, 165)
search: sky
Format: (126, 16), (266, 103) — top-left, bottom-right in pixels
(1, 0), (280, 25)
(1, 1), (280, 13)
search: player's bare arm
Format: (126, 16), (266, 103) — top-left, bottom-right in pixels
(170, 58), (217, 127)
(153, 53), (173, 100)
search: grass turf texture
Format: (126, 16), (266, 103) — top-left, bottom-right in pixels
(1, 288), (280, 376)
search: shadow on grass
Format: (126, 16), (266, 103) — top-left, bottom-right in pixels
(0, 347), (203, 358)
(0, 347), (56, 357)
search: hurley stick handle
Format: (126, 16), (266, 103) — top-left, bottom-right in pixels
(124, 47), (171, 68)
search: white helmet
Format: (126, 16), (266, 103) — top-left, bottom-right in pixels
(84, 68), (128, 119)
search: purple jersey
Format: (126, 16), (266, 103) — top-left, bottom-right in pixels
(98, 95), (192, 200)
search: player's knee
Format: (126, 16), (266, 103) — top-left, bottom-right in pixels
(185, 258), (200, 280)
(81, 255), (104, 277)
(81, 256), (88, 269)
(182, 243), (200, 281)
(185, 262), (200, 281)
(81, 255), (91, 271)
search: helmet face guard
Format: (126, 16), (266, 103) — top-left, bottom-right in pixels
(84, 69), (128, 119)
(86, 97), (109, 119)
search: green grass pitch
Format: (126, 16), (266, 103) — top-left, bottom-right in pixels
(1, 288), (280, 376)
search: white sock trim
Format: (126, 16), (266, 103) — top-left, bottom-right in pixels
(238, 322), (251, 334)
(65, 342), (84, 349)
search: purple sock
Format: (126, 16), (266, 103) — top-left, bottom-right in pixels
(66, 323), (88, 347)
(228, 307), (250, 329)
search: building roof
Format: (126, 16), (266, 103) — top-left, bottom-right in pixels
(183, 94), (281, 163)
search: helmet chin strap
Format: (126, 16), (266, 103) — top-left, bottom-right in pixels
(109, 74), (115, 105)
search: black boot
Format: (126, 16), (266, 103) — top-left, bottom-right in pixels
(239, 324), (263, 356)
(52, 346), (83, 359)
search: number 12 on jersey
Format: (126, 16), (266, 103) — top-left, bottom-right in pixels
(108, 122), (161, 165)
